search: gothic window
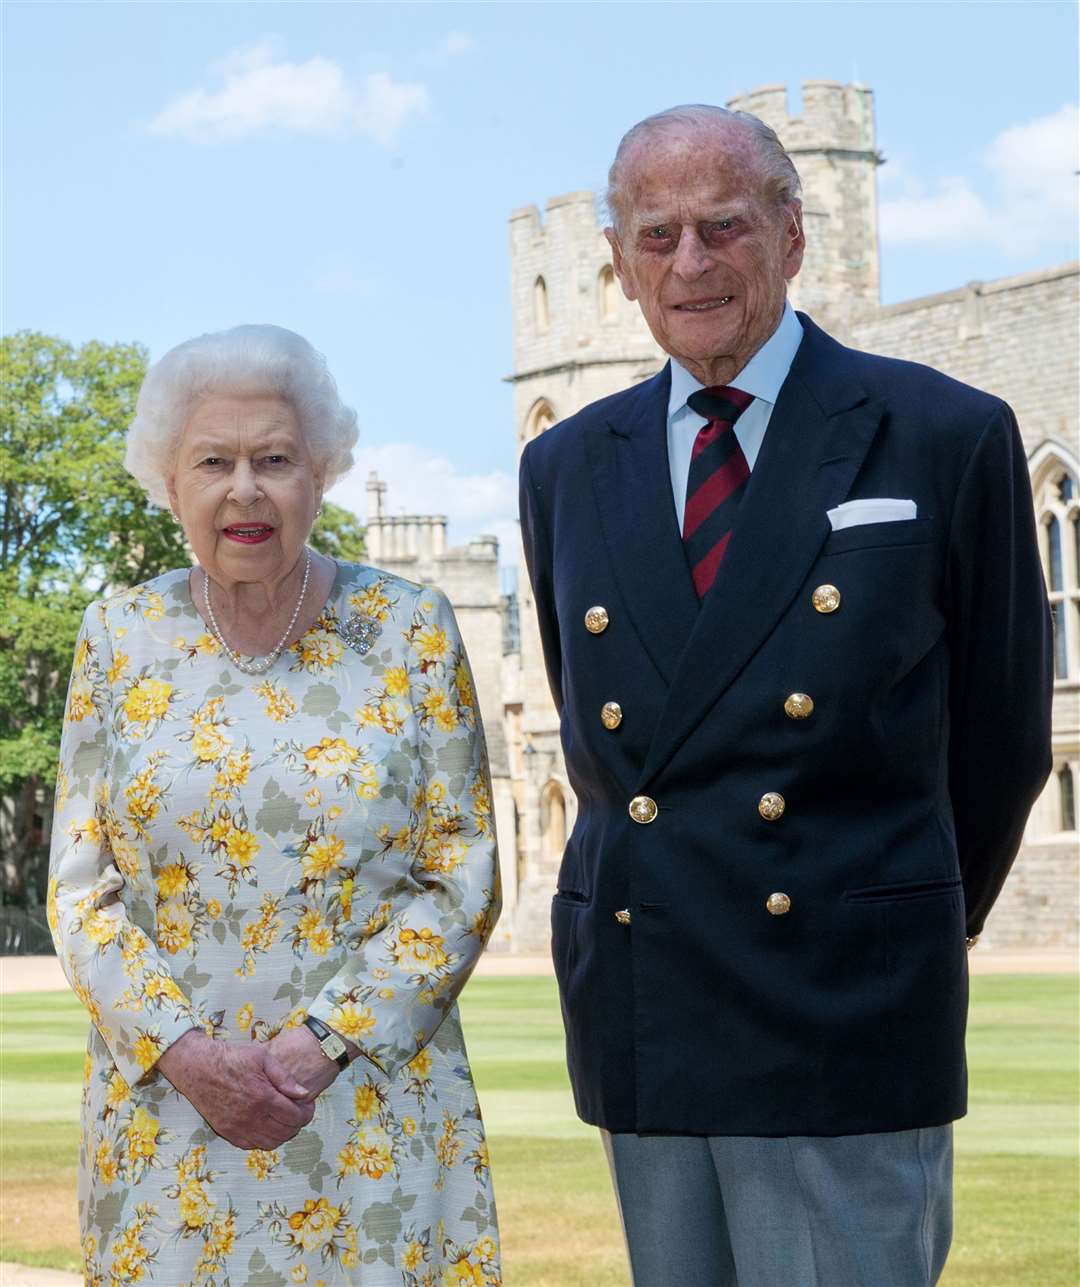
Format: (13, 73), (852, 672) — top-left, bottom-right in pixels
(525, 398), (556, 441)
(541, 781), (566, 865)
(534, 275), (549, 332)
(1035, 462), (1080, 682)
(1059, 765), (1076, 832)
(599, 264), (618, 321)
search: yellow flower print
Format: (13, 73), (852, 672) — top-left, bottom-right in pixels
(412, 622), (450, 664)
(206, 898), (221, 918)
(443, 1255), (485, 1286)
(327, 804), (342, 820)
(384, 666), (410, 697)
(286, 1197), (344, 1254)
(122, 677), (173, 729)
(246, 1148), (279, 1180)
(293, 907), (333, 956)
(402, 1116), (417, 1137)
(73, 637), (91, 671)
(427, 781), (447, 803)
(156, 901), (194, 955)
(349, 581), (395, 624)
(81, 903), (122, 949)
(303, 736), (359, 778)
(408, 1048), (433, 1081)
(83, 1050), (94, 1086)
(420, 834), (468, 876)
(393, 926), (449, 973)
(46, 877), (59, 934)
(336, 1131), (395, 1181)
(355, 761), (380, 801)
(291, 1267), (308, 1284)
(142, 591), (165, 621)
(106, 652), (130, 684)
(178, 1176), (213, 1229)
(67, 815), (102, 848)
(304, 787), (321, 807)
(192, 723), (232, 762)
(125, 1106), (161, 1162)
(105, 1071), (131, 1112)
(329, 1002), (376, 1043)
(95, 1138), (118, 1187)
(66, 678), (94, 723)
(156, 862), (190, 899)
(436, 1111), (463, 1172)
(293, 628), (344, 672)
(225, 826), (260, 868)
(403, 1241), (426, 1271)
(254, 678), (297, 723)
(236, 1003), (254, 1031)
(353, 1083), (380, 1120)
(454, 660), (475, 709)
(302, 834), (345, 881)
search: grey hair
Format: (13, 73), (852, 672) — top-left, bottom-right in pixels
(124, 323), (358, 508)
(606, 104), (802, 234)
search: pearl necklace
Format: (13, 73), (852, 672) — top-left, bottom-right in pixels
(202, 550), (312, 676)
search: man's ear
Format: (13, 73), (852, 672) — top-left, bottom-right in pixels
(604, 227), (638, 302)
(783, 200), (805, 281)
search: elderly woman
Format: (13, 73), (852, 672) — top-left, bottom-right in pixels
(48, 324), (502, 1286)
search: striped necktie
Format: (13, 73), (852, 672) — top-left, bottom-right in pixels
(682, 385), (754, 598)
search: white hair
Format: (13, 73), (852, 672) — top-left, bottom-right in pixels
(606, 104), (802, 234)
(124, 323), (358, 508)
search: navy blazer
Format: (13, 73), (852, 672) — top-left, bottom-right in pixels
(518, 314), (1053, 1136)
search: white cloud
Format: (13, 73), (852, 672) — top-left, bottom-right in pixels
(327, 444), (519, 567)
(879, 104), (1078, 254)
(148, 41), (428, 144)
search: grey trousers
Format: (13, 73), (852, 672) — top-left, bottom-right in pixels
(601, 1125), (953, 1287)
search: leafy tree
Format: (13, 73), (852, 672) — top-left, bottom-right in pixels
(0, 331), (364, 907)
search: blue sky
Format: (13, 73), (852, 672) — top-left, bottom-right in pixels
(4, 2), (1077, 566)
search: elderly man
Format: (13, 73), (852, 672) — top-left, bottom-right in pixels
(518, 106), (1052, 1286)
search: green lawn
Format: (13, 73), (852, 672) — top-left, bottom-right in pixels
(2, 975), (1077, 1285)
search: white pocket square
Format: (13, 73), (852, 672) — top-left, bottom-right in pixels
(827, 498), (917, 531)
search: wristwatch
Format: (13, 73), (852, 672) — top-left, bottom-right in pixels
(303, 1015), (350, 1070)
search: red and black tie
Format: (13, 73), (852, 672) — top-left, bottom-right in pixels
(682, 385), (755, 598)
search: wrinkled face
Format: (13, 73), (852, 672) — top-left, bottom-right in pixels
(606, 126), (804, 381)
(166, 394), (321, 587)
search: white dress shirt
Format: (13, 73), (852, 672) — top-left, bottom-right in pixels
(667, 302), (804, 532)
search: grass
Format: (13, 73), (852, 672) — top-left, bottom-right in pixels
(1, 975), (1076, 1285)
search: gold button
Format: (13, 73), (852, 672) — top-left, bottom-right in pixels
(758, 792), (786, 821)
(629, 795), (658, 824)
(784, 692), (814, 720)
(615, 908), (631, 926)
(601, 701), (623, 730)
(766, 892), (792, 916)
(585, 605), (610, 634)
(812, 584), (841, 614)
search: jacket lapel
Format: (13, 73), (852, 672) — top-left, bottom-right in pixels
(638, 317), (885, 786)
(585, 365), (700, 685)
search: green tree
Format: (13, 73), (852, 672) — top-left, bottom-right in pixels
(310, 501), (367, 563)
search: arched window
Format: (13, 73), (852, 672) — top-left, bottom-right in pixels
(599, 264), (618, 321)
(541, 781), (566, 865)
(525, 399), (556, 441)
(534, 276), (549, 332)
(1059, 765), (1076, 832)
(1034, 459), (1080, 681)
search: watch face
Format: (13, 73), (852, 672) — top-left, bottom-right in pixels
(323, 1033), (347, 1060)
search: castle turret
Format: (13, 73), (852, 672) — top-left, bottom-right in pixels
(727, 80), (882, 333)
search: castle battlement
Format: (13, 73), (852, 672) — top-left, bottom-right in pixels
(728, 80), (878, 158)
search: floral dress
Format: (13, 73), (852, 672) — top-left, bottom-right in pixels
(48, 563), (502, 1287)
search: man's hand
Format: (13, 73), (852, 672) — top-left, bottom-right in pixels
(267, 1023), (357, 1102)
(157, 1029), (315, 1150)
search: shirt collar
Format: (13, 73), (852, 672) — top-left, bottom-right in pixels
(667, 301), (804, 419)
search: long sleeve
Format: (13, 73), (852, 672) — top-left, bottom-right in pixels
(48, 600), (200, 1087)
(308, 586), (501, 1077)
(945, 402), (1054, 936)
(519, 444), (565, 714)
